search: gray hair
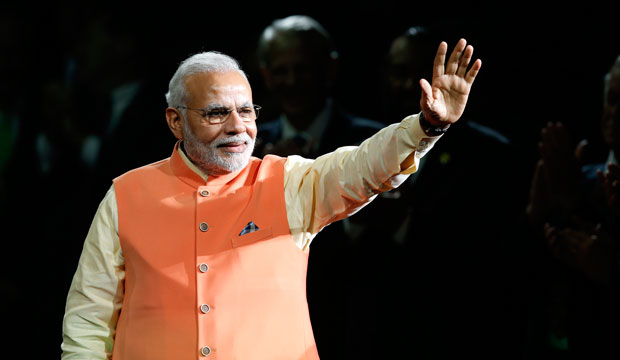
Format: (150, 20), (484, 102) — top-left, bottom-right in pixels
(165, 51), (248, 108)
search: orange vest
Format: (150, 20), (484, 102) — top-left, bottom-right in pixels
(112, 143), (319, 359)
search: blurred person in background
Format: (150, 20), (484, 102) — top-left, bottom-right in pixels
(254, 15), (386, 358)
(344, 26), (524, 358)
(525, 54), (620, 359)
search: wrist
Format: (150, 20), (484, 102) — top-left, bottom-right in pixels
(419, 112), (450, 136)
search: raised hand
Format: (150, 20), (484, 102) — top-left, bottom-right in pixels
(419, 38), (482, 125)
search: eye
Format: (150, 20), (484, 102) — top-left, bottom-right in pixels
(206, 109), (230, 117)
(238, 107), (254, 116)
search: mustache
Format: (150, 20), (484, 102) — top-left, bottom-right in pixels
(213, 133), (253, 147)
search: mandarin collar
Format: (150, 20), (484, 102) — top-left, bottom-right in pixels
(170, 141), (253, 189)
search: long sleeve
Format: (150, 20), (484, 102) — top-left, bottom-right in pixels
(59, 112), (438, 357)
(284, 113), (440, 250)
(61, 185), (124, 360)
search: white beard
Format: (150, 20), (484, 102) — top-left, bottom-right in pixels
(182, 121), (255, 176)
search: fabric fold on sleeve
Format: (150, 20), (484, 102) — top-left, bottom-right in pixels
(283, 113), (442, 250)
(61, 185), (125, 360)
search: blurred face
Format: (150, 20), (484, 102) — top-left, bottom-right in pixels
(261, 34), (331, 121)
(602, 66), (620, 151)
(385, 36), (432, 119)
(179, 71), (257, 175)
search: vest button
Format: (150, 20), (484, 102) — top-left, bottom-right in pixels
(200, 304), (210, 313)
(199, 264), (209, 273)
(200, 346), (212, 356)
(199, 189), (210, 197)
(199, 222), (209, 232)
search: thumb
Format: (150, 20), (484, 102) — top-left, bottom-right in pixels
(419, 78), (433, 107)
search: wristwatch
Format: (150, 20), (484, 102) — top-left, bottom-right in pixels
(419, 112), (450, 136)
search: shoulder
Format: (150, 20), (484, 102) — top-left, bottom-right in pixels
(433, 119), (515, 167)
(249, 154), (288, 171)
(255, 154), (287, 168)
(113, 157), (170, 184)
(463, 120), (511, 146)
(349, 115), (385, 131)
(256, 118), (282, 140)
(332, 105), (384, 131)
(330, 106), (385, 144)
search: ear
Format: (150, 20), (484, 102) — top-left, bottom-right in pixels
(326, 55), (339, 88)
(259, 65), (274, 90)
(165, 107), (184, 140)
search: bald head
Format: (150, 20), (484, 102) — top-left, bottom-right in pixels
(384, 26), (436, 120)
(257, 15), (339, 127)
(257, 15), (337, 68)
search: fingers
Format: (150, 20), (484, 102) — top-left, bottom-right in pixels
(539, 122), (571, 157)
(433, 42), (448, 79)
(545, 223), (580, 266)
(419, 78), (434, 104)
(600, 164), (620, 191)
(445, 39), (466, 75)
(456, 46), (473, 77)
(465, 59), (482, 84)
(540, 123), (558, 150)
(597, 169), (607, 186)
(437, 38), (482, 84)
(608, 163), (620, 178)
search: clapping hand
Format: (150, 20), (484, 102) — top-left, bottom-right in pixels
(526, 122), (583, 226)
(544, 219), (615, 284)
(420, 38), (482, 126)
(598, 163), (620, 218)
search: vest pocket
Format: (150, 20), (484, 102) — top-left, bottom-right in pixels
(232, 226), (273, 248)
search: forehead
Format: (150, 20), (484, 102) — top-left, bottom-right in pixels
(267, 33), (328, 67)
(388, 36), (433, 67)
(389, 37), (413, 62)
(184, 71), (252, 105)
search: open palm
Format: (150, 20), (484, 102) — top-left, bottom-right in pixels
(419, 39), (482, 125)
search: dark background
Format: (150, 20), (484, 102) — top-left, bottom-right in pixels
(1, 1), (618, 358)
(5, 1), (619, 162)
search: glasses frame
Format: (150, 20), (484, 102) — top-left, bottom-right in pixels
(176, 104), (262, 124)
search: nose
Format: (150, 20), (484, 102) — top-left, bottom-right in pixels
(282, 67), (298, 87)
(403, 77), (415, 90)
(223, 110), (247, 135)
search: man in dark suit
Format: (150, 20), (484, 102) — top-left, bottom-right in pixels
(345, 26), (526, 359)
(254, 15), (385, 359)
(255, 15), (383, 159)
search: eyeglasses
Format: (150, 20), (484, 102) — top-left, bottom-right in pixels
(176, 104), (261, 124)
